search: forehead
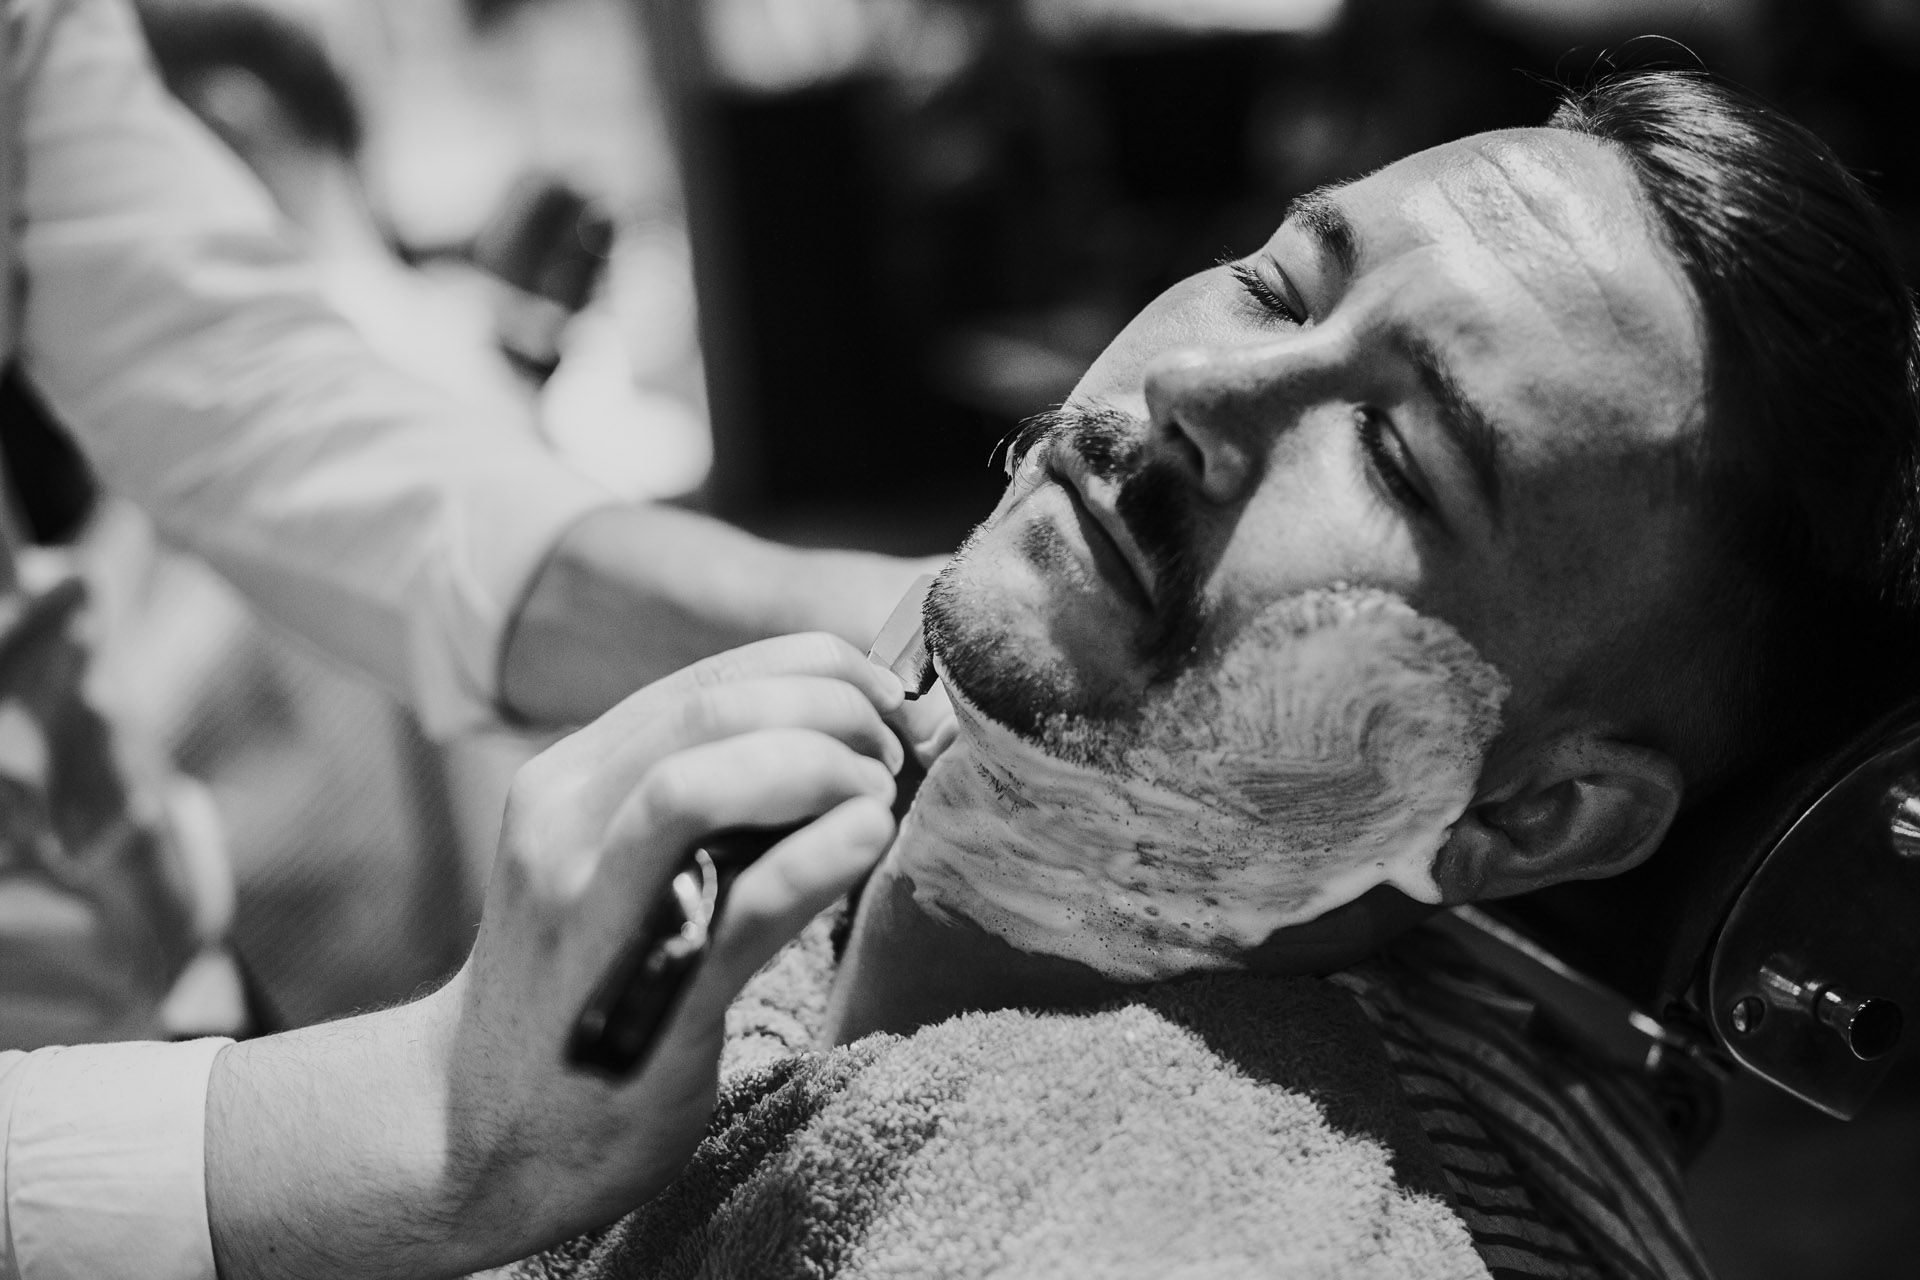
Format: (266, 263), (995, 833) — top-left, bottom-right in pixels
(1318, 129), (1703, 464)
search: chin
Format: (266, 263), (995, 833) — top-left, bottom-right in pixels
(924, 507), (1145, 743)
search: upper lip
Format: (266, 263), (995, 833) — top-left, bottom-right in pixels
(1048, 445), (1157, 609)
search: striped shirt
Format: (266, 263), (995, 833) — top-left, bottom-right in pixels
(1334, 933), (1719, 1280)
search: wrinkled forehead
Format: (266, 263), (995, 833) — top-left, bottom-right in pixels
(1329, 128), (1705, 461)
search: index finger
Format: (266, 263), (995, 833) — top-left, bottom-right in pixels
(573, 633), (906, 754)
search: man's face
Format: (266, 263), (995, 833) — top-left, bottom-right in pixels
(930, 128), (1704, 758)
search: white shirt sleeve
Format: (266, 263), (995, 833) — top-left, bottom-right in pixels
(12, 0), (619, 735)
(0, 1038), (229, 1280)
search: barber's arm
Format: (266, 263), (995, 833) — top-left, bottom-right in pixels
(0, 635), (905, 1279)
(501, 507), (938, 724)
(13, 0), (930, 735)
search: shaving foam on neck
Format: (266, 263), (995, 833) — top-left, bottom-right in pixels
(886, 588), (1508, 981)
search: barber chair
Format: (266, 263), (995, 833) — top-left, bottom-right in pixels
(1436, 697), (1920, 1121)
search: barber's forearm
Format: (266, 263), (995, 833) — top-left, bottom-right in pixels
(205, 983), (515, 1280)
(500, 504), (941, 725)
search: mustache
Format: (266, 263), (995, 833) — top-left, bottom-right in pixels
(1010, 404), (1208, 678)
(1004, 404), (1136, 481)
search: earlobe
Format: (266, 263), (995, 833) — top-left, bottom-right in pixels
(1433, 738), (1683, 903)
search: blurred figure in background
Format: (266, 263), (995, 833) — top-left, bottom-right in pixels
(0, 0), (932, 1058)
(118, 0), (705, 1026)
(139, 0), (717, 499)
(116, 0), (535, 1031)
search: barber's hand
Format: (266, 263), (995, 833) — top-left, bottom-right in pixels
(446, 632), (906, 1237)
(205, 635), (906, 1280)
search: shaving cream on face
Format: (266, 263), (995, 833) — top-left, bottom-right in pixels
(888, 587), (1509, 982)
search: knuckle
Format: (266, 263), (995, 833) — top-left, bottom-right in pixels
(501, 778), (559, 860)
(639, 756), (706, 825)
(826, 677), (874, 725)
(526, 843), (593, 910)
(505, 766), (544, 815)
(688, 637), (798, 689)
(494, 806), (590, 923)
(845, 796), (898, 847)
(670, 686), (729, 741)
(686, 651), (743, 690)
(495, 809), (541, 885)
(684, 633), (865, 692)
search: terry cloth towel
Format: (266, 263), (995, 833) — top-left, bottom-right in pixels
(513, 930), (1492, 1280)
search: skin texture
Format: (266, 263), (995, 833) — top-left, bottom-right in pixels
(826, 127), (1705, 1043)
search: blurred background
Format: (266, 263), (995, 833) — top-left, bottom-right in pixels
(45, 0), (1920, 1275)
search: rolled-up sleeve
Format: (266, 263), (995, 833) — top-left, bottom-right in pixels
(12, 0), (617, 734)
(0, 1038), (228, 1280)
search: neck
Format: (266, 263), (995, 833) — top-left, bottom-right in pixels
(823, 825), (1436, 1048)
(824, 863), (1122, 1045)
(822, 709), (1135, 1043)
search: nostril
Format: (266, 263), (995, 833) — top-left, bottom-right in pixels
(1198, 443), (1254, 505)
(1142, 347), (1262, 501)
(1148, 411), (1251, 505)
(1167, 420), (1207, 482)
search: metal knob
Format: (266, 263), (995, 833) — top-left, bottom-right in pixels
(1888, 776), (1920, 858)
(1813, 987), (1904, 1061)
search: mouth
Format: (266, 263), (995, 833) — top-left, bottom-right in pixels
(1047, 451), (1156, 613)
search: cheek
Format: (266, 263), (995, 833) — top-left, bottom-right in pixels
(1069, 272), (1240, 409)
(947, 506), (1056, 620)
(1424, 466), (1694, 711)
(1203, 421), (1425, 623)
(952, 461), (1070, 609)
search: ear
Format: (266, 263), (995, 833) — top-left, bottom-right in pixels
(1433, 735), (1683, 903)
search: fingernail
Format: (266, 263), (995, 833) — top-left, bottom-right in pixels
(880, 729), (906, 776)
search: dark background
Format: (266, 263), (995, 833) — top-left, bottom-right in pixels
(640, 3), (1920, 1276)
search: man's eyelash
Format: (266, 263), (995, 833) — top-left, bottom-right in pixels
(1356, 409), (1430, 515)
(1228, 261), (1303, 325)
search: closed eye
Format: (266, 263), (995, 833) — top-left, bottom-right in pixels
(1227, 259), (1305, 326)
(1356, 408), (1432, 517)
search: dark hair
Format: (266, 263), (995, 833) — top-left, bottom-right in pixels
(138, 2), (363, 159)
(1549, 70), (1920, 795)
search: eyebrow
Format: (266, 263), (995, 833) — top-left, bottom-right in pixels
(1285, 186), (1358, 279)
(1396, 334), (1506, 520)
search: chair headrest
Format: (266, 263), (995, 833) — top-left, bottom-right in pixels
(1499, 697), (1920, 1117)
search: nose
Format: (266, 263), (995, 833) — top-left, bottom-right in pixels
(1141, 333), (1346, 505)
